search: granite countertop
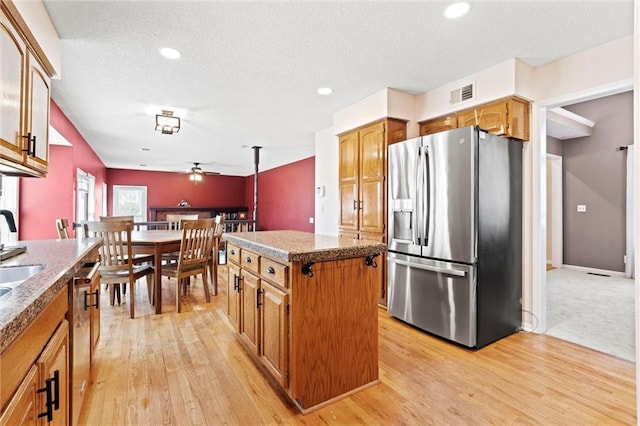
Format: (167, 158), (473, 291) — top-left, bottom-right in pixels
(222, 230), (387, 263)
(0, 238), (102, 353)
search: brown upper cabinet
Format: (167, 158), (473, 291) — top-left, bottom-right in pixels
(338, 118), (407, 242)
(0, 6), (51, 177)
(419, 96), (530, 141)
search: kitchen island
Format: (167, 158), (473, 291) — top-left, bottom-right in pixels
(222, 230), (386, 413)
(0, 238), (102, 424)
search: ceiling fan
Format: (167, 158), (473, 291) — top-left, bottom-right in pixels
(188, 162), (219, 181)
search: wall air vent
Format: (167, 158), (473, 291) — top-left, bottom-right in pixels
(449, 83), (475, 105)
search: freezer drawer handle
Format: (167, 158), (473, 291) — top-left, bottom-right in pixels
(390, 258), (467, 277)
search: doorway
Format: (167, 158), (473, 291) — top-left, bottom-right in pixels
(532, 85), (635, 361)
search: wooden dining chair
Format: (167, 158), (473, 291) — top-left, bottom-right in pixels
(55, 218), (70, 239)
(85, 220), (155, 319)
(166, 214), (199, 231)
(160, 218), (215, 313)
(100, 215), (155, 265)
(207, 214), (226, 295)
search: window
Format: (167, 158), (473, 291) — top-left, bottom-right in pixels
(113, 185), (147, 222)
(76, 169), (95, 225)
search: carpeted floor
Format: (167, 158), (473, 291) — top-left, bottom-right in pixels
(546, 268), (635, 362)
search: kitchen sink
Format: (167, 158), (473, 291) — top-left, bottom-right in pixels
(0, 264), (45, 286)
(0, 287), (11, 297)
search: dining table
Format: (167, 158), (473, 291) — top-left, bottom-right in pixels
(130, 229), (182, 314)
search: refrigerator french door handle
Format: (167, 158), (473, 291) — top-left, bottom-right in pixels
(423, 146), (430, 246)
(414, 146), (423, 245)
(389, 257), (467, 277)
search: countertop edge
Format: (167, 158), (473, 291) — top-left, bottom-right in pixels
(0, 239), (103, 354)
(223, 231), (387, 263)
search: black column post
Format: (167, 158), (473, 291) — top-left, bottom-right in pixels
(252, 146), (262, 230)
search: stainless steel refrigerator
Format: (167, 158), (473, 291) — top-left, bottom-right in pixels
(387, 126), (522, 348)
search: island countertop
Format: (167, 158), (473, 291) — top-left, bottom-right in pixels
(222, 230), (387, 263)
(0, 238), (102, 353)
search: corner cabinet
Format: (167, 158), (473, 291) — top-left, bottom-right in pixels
(418, 96), (530, 141)
(0, 5), (50, 177)
(338, 118), (407, 305)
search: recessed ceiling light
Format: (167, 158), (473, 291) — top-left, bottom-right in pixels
(317, 87), (332, 95)
(160, 47), (181, 59)
(140, 164), (148, 167)
(140, 147), (150, 151)
(444, 2), (470, 19)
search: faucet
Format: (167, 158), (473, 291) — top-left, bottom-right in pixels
(0, 210), (17, 251)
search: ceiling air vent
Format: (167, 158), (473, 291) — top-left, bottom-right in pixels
(449, 83), (474, 105)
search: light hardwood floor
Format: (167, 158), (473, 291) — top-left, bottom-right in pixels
(79, 265), (636, 425)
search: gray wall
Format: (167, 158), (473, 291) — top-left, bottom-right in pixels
(562, 91), (633, 272)
(547, 136), (563, 156)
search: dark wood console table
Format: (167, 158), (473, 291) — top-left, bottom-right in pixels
(149, 206), (248, 221)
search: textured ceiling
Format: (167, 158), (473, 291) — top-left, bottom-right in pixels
(43, 0), (633, 176)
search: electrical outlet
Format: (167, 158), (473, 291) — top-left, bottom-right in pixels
(309, 217), (314, 224)
(577, 204), (586, 213)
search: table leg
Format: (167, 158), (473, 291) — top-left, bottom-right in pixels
(155, 245), (162, 314)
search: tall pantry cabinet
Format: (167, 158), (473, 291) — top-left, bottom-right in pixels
(338, 118), (407, 305)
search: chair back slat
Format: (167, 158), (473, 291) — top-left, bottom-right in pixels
(85, 221), (132, 271)
(178, 219), (215, 268)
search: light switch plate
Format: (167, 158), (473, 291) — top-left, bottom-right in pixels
(577, 204), (587, 212)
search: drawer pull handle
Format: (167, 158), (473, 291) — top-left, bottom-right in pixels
(245, 256), (252, 263)
(265, 266), (275, 274)
(230, 249), (235, 255)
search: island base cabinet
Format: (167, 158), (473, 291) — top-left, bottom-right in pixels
(289, 257), (379, 411)
(225, 237), (381, 414)
(260, 281), (289, 388)
(227, 262), (241, 330)
(239, 271), (260, 355)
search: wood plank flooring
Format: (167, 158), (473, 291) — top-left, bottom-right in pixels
(79, 265), (636, 425)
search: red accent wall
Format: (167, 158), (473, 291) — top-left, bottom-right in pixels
(247, 157), (315, 232)
(106, 169), (247, 218)
(19, 101), (107, 240)
(18, 101), (315, 239)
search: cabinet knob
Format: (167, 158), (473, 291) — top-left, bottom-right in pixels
(265, 266), (275, 274)
(245, 256), (252, 263)
(230, 249), (235, 255)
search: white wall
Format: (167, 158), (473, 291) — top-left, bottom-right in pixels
(632, 2), (639, 411)
(314, 127), (339, 236)
(415, 59), (518, 121)
(533, 35), (633, 102)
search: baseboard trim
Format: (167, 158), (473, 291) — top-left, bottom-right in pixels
(561, 264), (626, 278)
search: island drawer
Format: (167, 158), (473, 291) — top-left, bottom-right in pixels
(227, 243), (241, 265)
(241, 249), (260, 275)
(260, 258), (288, 289)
